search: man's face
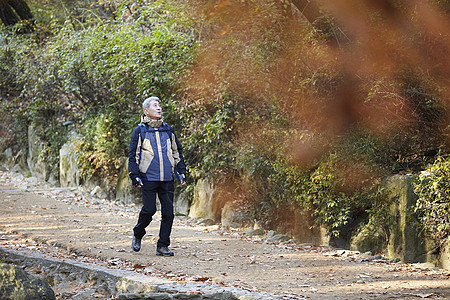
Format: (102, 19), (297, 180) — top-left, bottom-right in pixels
(144, 100), (162, 120)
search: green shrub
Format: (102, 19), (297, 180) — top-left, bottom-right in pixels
(44, 19), (194, 111)
(414, 155), (450, 246)
(251, 129), (390, 236)
(77, 109), (136, 183)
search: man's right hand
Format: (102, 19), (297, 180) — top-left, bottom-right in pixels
(179, 174), (186, 186)
(131, 175), (143, 188)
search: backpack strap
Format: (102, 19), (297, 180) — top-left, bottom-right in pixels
(138, 123), (170, 141)
(138, 123), (146, 142)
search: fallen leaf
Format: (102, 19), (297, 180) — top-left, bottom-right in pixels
(193, 276), (209, 282)
(133, 264), (146, 269)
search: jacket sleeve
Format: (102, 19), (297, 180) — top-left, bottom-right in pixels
(128, 126), (141, 176)
(169, 126), (186, 176)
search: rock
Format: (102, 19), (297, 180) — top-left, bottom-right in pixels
(265, 230), (291, 242)
(0, 148), (27, 173)
(291, 209), (324, 245)
(117, 293), (147, 300)
(59, 135), (82, 187)
(198, 219), (216, 226)
(242, 228), (265, 236)
(61, 291), (77, 298)
(72, 288), (97, 300)
(266, 230), (276, 239)
(412, 262), (438, 270)
(203, 292), (236, 299)
(0, 263), (55, 300)
(359, 251), (372, 258)
(90, 186), (101, 196)
(440, 239), (450, 270)
(115, 277), (157, 295)
(89, 185), (107, 199)
(59, 136), (80, 187)
(348, 175), (444, 267)
(115, 157), (141, 205)
(188, 178), (217, 221)
(27, 125), (53, 182)
(11, 150), (28, 173)
(174, 191), (189, 216)
(253, 220), (264, 230)
(59, 132), (106, 193)
(3, 148), (12, 160)
(350, 226), (385, 254)
(141, 293), (175, 299)
(386, 175), (427, 263)
(221, 202), (251, 228)
(172, 293), (201, 299)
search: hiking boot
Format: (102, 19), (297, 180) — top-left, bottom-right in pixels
(156, 246), (174, 256)
(131, 236), (141, 252)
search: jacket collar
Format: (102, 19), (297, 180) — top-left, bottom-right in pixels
(141, 114), (163, 128)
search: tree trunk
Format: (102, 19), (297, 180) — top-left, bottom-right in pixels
(0, 1), (19, 26)
(0, 0), (33, 26)
(8, 0), (32, 20)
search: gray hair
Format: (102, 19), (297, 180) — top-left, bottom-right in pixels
(142, 96), (160, 110)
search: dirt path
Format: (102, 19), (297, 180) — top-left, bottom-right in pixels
(0, 171), (449, 299)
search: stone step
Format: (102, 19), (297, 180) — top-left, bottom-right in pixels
(0, 247), (282, 300)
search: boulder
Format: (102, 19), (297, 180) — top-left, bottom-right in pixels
(386, 175), (427, 263)
(173, 191), (189, 216)
(188, 178), (217, 221)
(440, 239), (450, 270)
(350, 226), (386, 254)
(221, 201), (251, 228)
(1, 148), (13, 169)
(27, 125), (53, 183)
(0, 263), (55, 300)
(9, 149), (28, 173)
(242, 228), (265, 236)
(59, 132), (104, 193)
(59, 134), (82, 187)
(115, 157), (140, 205)
(265, 230), (291, 243)
(292, 209), (324, 245)
(349, 175), (431, 262)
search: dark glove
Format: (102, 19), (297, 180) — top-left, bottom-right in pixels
(179, 174), (186, 185)
(129, 173), (143, 187)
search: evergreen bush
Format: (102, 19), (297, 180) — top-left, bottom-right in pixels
(414, 155), (450, 247)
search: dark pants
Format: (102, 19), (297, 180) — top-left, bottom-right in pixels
(133, 181), (174, 248)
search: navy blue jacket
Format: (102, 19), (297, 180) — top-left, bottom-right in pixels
(128, 121), (186, 182)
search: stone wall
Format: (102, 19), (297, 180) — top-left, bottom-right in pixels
(349, 175), (445, 267)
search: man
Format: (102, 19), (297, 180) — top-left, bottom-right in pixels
(128, 96), (186, 256)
